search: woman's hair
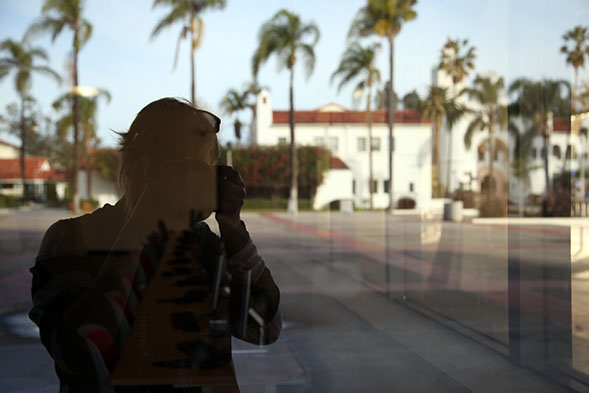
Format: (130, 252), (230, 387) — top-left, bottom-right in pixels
(117, 97), (220, 217)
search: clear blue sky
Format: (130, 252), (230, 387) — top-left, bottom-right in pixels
(1, 0), (588, 148)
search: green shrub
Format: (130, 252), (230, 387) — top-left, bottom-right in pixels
(0, 194), (20, 208)
(542, 189), (571, 217)
(454, 189), (476, 208)
(479, 195), (507, 217)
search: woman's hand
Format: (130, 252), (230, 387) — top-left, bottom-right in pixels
(215, 165), (246, 228)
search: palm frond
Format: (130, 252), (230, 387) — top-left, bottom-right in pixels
(151, 5), (190, 39)
(299, 43), (316, 80)
(32, 65), (62, 84)
(464, 116), (484, 149)
(172, 25), (188, 71)
(77, 19), (93, 50)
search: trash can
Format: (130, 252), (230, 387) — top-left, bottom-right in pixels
(443, 200), (463, 222)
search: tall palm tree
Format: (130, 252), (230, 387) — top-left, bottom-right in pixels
(463, 75), (507, 199)
(0, 37), (60, 202)
(420, 86), (463, 197)
(252, 9), (320, 214)
(508, 78), (570, 200)
(28, 0), (92, 212)
(219, 88), (250, 140)
(349, 0), (417, 213)
(438, 38), (475, 194)
(438, 38), (476, 97)
(53, 88), (111, 199)
(151, 0), (227, 105)
(560, 26), (589, 113)
(331, 41), (381, 209)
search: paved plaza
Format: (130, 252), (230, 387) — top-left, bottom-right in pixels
(0, 207), (587, 392)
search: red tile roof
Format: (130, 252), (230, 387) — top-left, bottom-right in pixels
(272, 109), (429, 125)
(330, 157), (349, 170)
(0, 157), (70, 181)
(553, 117), (570, 133)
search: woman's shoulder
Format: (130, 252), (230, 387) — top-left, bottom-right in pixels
(38, 202), (125, 259)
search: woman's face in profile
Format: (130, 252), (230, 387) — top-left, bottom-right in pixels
(170, 108), (220, 167)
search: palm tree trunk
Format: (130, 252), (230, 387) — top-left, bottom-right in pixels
(72, 46), (80, 213)
(190, 17), (196, 105)
(446, 129), (453, 197)
(446, 83), (457, 197)
(573, 68), (578, 114)
(386, 34), (395, 213)
(433, 118), (441, 197)
(287, 67), (298, 214)
(190, 47), (196, 105)
(544, 133), (550, 196)
(19, 94), (26, 204)
(85, 127), (92, 201)
(488, 122), (495, 199)
(367, 86), (374, 210)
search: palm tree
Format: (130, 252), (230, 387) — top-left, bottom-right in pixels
(252, 9), (320, 214)
(560, 26), (589, 113)
(401, 90), (420, 110)
(151, 0), (227, 105)
(219, 88), (250, 141)
(28, 0), (92, 212)
(373, 84), (397, 110)
(508, 78), (570, 201)
(331, 42), (381, 209)
(438, 38), (476, 97)
(463, 75), (507, 199)
(509, 118), (540, 215)
(437, 38), (475, 194)
(53, 89), (111, 199)
(0, 37), (60, 202)
(420, 86), (463, 197)
(349, 0), (417, 213)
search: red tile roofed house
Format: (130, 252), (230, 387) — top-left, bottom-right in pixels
(0, 157), (70, 202)
(253, 89), (433, 210)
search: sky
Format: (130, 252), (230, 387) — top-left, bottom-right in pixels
(1, 0), (588, 148)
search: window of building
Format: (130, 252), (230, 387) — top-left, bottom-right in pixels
(313, 137), (325, 147)
(531, 148), (537, 159)
(409, 182), (414, 192)
(371, 137), (381, 152)
(553, 145), (561, 159)
(369, 180), (378, 193)
(384, 180), (390, 194)
(327, 137), (338, 153)
(357, 137), (366, 152)
(540, 147), (546, 159)
(278, 137), (287, 145)
(478, 150), (485, 162)
(566, 145), (572, 160)
(352, 180), (356, 194)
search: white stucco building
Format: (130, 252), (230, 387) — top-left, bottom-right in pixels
(251, 67), (585, 211)
(435, 68), (587, 204)
(252, 89), (432, 210)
